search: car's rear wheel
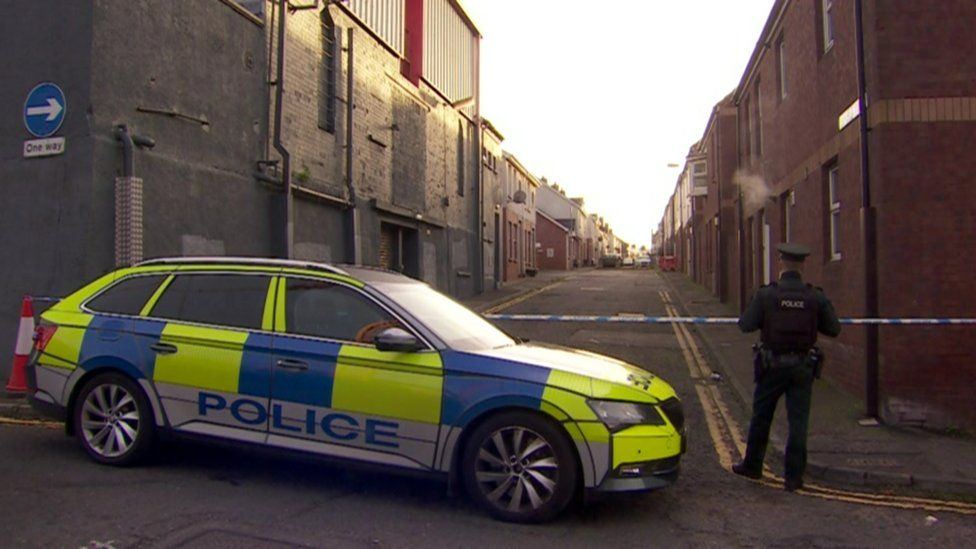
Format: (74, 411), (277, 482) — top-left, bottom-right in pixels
(462, 411), (578, 523)
(74, 372), (154, 466)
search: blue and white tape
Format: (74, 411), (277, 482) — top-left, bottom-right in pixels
(483, 314), (976, 325)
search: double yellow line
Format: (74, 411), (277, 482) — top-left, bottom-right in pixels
(482, 280), (565, 315)
(660, 290), (976, 516)
(0, 416), (62, 429)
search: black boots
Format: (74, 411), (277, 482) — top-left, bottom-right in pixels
(731, 462), (762, 480)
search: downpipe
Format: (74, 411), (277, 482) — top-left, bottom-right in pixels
(272, 0), (293, 259)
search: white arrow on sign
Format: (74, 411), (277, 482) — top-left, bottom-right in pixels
(26, 97), (63, 121)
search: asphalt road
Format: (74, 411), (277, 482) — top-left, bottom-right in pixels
(2, 269), (974, 548)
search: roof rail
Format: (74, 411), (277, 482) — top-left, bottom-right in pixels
(134, 257), (350, 277)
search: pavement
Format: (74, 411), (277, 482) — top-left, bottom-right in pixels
(4, 265), (975, 498)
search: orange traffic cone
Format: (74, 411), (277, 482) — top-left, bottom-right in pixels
(5, 296), (34, 394)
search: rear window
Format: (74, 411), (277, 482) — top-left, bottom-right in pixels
(150, 274), (271, 330)
(87, 275), (167, 316)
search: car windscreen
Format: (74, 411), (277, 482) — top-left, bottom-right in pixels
(376, 283), (515, 352)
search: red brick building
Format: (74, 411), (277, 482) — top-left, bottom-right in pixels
(662, 0), (976, 431)
(688, 93), (738, 302)
(536, 210), (571, 270)
(501, 152), (538, 282)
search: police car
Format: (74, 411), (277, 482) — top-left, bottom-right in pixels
(27, 258), (684, 523)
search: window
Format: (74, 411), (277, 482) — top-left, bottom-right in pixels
(318, 9), (338, 133)
(510, 222), (518, 262)
(827, 165), (841, 260)
(151, 274), (270, 330)
(380, 283), (513, 352)
(821, 0), (835, 53)
(285, 279), (396, 343)
(777, 36), (787, 100)
(692, 160), (707, 189)
(87, 275), (167, 316)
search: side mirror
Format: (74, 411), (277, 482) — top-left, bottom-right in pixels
(374, 327), (420, 353)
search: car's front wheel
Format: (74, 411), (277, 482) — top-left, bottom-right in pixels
(462, 411), (579, 523)
(73, 372), (154, 466)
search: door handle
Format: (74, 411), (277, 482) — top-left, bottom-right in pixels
(276, 358), (309, 371)
(150, 342), (178, 355)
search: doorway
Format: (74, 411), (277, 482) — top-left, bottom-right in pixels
(379, 222), (420, 279)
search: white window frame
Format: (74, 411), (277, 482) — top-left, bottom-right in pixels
(822, 0), (835, 53)
(828, 166), (841, 261)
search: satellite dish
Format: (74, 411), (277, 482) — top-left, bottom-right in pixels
(513, 190), (527, 204)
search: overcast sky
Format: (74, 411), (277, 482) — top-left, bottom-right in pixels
(463, 0), (776, 248)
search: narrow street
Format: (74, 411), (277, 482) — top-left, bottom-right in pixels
(1, 269), (973, 548)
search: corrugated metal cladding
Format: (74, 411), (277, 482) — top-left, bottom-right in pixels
(346, 0), (405, 55)
(423, 0), (476, 113)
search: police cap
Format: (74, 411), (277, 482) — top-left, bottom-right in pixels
(777, 243), (811, 262)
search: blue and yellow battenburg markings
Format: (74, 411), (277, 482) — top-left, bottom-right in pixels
(36, 263), (684, 481)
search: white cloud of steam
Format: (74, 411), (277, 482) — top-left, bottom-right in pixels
(734, 170), (772, 212)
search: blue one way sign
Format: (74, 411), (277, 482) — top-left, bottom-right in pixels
(23, 83), (66, 138)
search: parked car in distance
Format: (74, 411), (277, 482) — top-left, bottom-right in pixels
(636, 255), (652, 268)
(622, 257), (635, 267)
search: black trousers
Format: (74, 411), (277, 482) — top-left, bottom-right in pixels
(741, 362), (814, 482)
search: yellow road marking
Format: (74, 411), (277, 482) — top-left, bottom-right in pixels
(482, 280), (564, 314)
(664, 292), (739, 470)
(662, 287), (976, 515)
(707, 384), (748, 457)
(0, 417), (62, 429)
(694, 385), (734, 470)
(666, 304), (706, 380)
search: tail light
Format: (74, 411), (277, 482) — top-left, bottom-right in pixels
(33, 323), (58, 354)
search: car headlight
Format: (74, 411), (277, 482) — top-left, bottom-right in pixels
(587, 400), (666, 432)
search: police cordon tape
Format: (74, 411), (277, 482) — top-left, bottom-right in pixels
(16, 296), (976, 325)
(483, 314), (976, 325)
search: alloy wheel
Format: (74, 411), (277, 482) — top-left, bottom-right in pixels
(80, 383), (141, 458)
(474, 426), (560, 513)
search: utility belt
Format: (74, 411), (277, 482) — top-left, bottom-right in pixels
(752, 344), (824, 381)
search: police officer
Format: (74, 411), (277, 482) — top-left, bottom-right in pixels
(731, 243), (841, 491)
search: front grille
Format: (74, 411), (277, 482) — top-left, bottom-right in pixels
(659, 397), (684, 432)
(614, 455), (681, 478)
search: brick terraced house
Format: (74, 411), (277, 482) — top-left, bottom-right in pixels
(659, 0), (976, 431)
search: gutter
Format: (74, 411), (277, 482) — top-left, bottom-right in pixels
(344, 26), (360, 264)
(272, 0), (293, 258)
(855, 0), (880, 419)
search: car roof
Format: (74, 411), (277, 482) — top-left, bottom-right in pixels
(135, 257), (422, 286)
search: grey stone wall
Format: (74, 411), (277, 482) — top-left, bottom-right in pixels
(89, 0), (272, 260)
(0, 1), (96, 382)
(272, 3), (481, 296)
(0, 0), (270, 381)
(0, 0), (485, 382)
